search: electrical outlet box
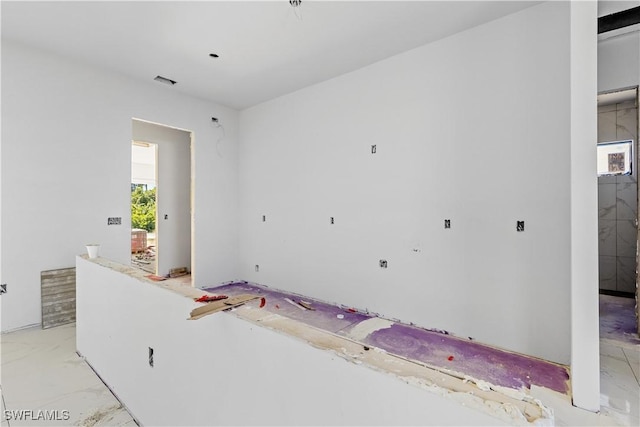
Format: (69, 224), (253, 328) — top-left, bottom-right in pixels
(330, 217), (334, 224)
(0, 284), (6, 295)
(379, 259), (388, 268)
(148, 347), (154, 367)
(444, 219), (451, 229)
(255, 265), (259, 272)
(517, 221), (525, 232)
(371, 145), (377, 154)
(107, 217), (121, 225)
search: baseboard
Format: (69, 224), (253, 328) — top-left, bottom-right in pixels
(599, 289), (635, 299)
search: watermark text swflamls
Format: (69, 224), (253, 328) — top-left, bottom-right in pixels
(4, 409), (70, 421)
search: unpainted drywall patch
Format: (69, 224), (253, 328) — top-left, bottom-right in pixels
(345, 317), (394, 341)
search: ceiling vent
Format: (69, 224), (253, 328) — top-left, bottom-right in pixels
(154, 75), (177, 86)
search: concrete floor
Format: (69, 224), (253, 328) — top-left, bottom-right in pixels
(1, 323), (136, 427)
(0, 294), (638, 426)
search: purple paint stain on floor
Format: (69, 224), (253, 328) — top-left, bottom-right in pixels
(599, 294), (640, 346)
(204, 282), (569, 394)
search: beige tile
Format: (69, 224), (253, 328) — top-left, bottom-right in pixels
(599, 219), (617, 256)
(600, 342), (627, 361)
(599, 255), (617, 290)
(599, 175), (617, 185)
(599, 103), (617, 114)
(624, 347), (640, 385)
(599, 183), (617, 220)
(1, 324), (136, 427)
(617, 256), (637, 294)
(616, 174), (636, 185)
(94, 405), (136, 426)
(600, 353), (640, 421)
(599, 111), (617, 142)
(617, 108), (639, 142)
(616, 220), (637, 258)
(617, 181), (638, 221)
(1, 391), (5, 423)
(617, 100), (638, 111)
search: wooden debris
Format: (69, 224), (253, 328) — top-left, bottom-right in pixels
(188, 294), (261, 320)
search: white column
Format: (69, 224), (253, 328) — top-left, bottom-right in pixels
(570, 0), (600, 412)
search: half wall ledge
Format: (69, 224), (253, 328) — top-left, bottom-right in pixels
(76, 255), (569, 426)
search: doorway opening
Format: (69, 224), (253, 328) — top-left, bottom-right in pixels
(596, 86), (639, 344)
(131, 141), (157, 273)
(131, 119), (193, 283)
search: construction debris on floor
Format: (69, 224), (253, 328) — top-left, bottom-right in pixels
(131, 245), (155, 274)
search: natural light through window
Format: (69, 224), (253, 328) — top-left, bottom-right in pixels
(597, 140), (633, 176)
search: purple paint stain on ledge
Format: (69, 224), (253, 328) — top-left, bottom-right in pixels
(363, 323), (569, 394)
(205, 282), (369, 333)
(205, 282), (570, 394)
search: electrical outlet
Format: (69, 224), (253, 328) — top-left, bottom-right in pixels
(0, 284), (6, 295)
(371, 145), (377, 154)
(379, 259), (388, 268)
(148, 347), (154, 367)
(444, 219), (451, 229)
(107, 217), (121, 225)
(517, 221), (525, 232)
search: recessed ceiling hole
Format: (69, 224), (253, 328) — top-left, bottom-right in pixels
(154, 75), (177, 86)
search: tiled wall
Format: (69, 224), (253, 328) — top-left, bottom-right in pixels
(598, 99), (638, 293)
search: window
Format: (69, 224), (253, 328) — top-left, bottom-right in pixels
(597, 140), (633, 176)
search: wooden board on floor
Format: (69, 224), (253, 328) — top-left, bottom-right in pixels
(41, 267), (76, 329)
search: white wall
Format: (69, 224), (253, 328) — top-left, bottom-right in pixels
(131, 143), (156, 188)
(76, 257), (507, 426)
(132, 120), (191, 277)
(239, 1), (573, 364)
(598, 0), (640, 92)
(598, 31), (640, 93)
(1, 40), (239, 332)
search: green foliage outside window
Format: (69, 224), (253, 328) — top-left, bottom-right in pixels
(131, 186), (156, 232)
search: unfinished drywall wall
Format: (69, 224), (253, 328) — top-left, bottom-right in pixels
(569, 0), (600, 412)
(76, 256), (508, 426)
(597, 0), (640, 93)
(132, 120), (191, 278)
(239, 1), (573, 364)
(1, 40), (239, 332)
(598, 31), (640, 93)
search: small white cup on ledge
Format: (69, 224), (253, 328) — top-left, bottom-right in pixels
(86, 244), (100, 259)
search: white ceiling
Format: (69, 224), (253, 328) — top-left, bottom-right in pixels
(2, 1), (541, 110)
